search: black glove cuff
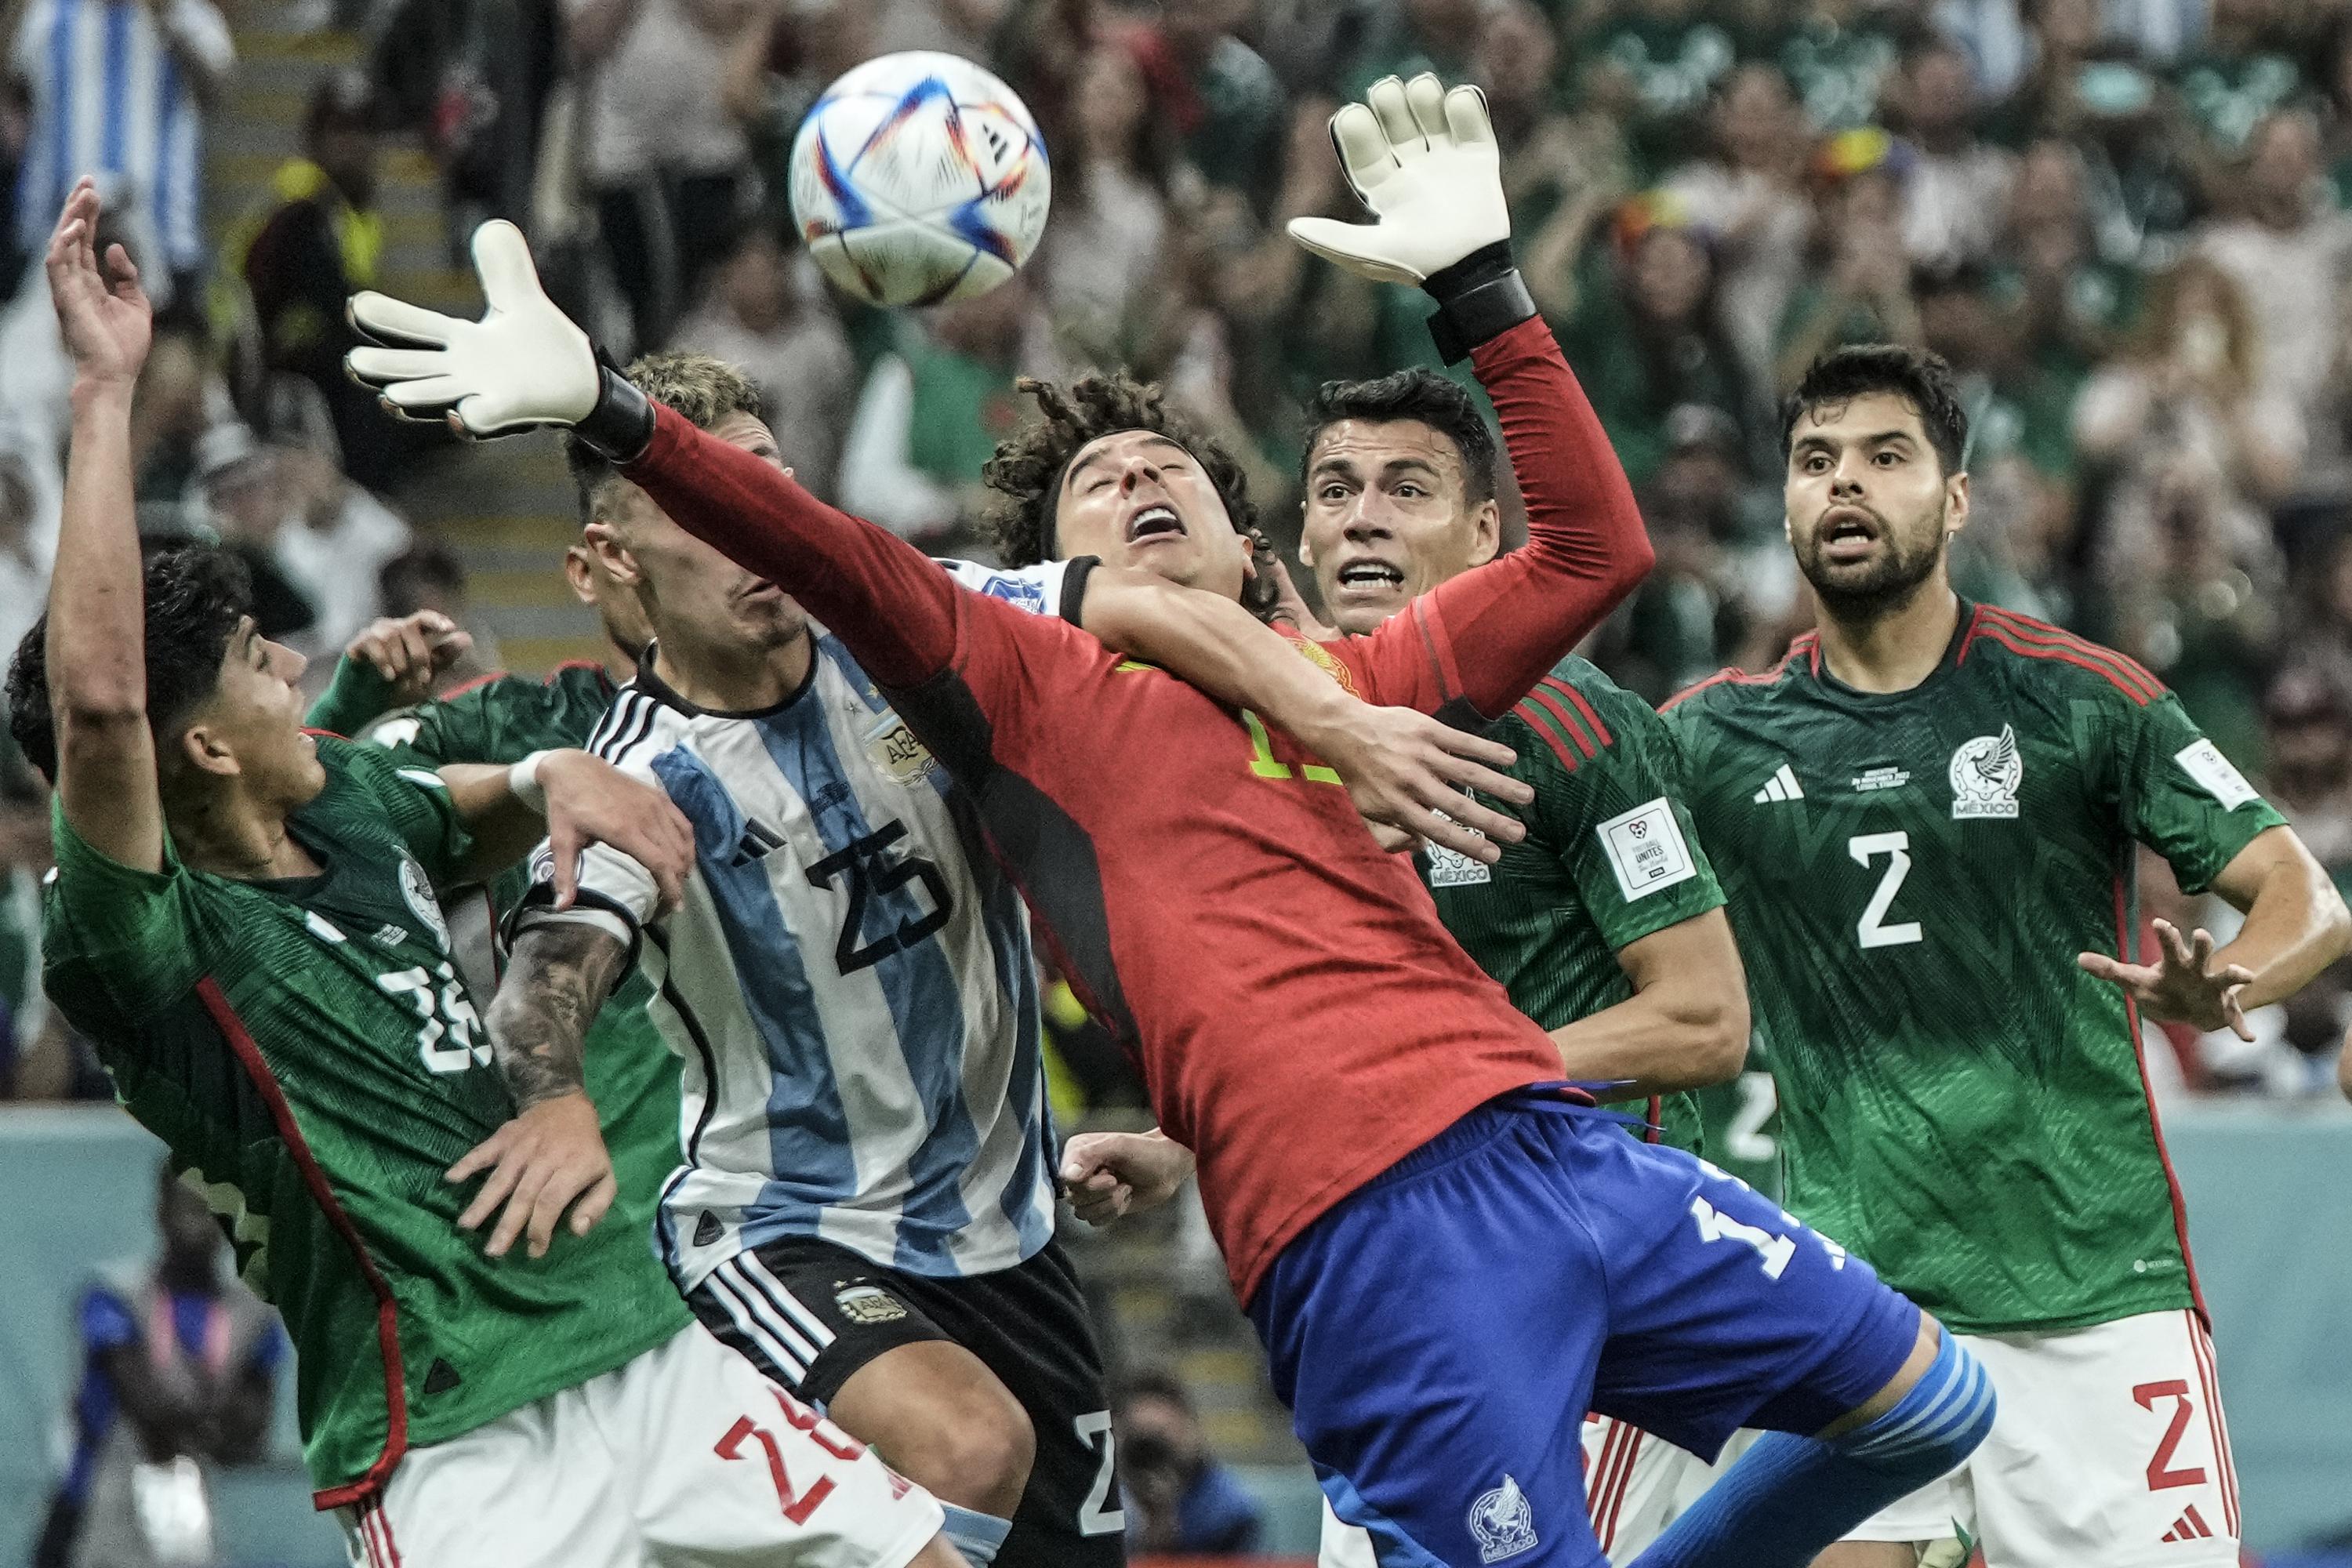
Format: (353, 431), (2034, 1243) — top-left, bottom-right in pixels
(575, 351), (656, 462)
(1422, 241), (1535, 365)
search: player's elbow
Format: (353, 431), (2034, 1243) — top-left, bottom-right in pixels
(1608, 526), (1657, 596)
(2314, 880), (2352, 967)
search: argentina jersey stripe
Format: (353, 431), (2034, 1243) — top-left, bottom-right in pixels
(552, 637), (1054, 1290)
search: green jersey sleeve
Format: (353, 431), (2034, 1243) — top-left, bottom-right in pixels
(45, 802), (205, 1025)
(1524, 676), (1726, 953)
(2106, 691), (2287, 894)
(331, 740), (474, 887)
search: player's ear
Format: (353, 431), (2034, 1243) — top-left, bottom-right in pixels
(174, 713), (241, 781)
(1943, 469), (1970, 538)
(583, 521), (644, 587)
(1468, 497), (1501, 568)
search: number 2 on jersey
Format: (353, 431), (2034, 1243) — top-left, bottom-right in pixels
(1849, 831), (1924, 949)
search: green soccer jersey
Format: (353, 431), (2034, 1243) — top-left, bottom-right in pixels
(1663, 604), (2286, 1334)
(40, 740), (685, 1504)
(1423, 657), (1727, 1155)
(360, 662), (689, 1277)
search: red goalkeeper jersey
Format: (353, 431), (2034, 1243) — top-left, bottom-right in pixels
(622, 317), (1650, 1300)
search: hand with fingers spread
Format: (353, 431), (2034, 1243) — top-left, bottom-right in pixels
(344, 611), (474, 707)
(1060, 1129), (1195, 1225)
(1297, 700), (1531, 865)
(446, 1093), (616, 1258)
(346, 220), (653, 454)
(535, 750), (698, 915)
(1288, 72), (1512, 286)
(1267, 558), (1341, 642)
(46, 178), (152, 388)
(2078, 918), (2257, 1042)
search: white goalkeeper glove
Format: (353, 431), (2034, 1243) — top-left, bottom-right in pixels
(1287, 73), (1535, 364)
(345, 220), (655, 456)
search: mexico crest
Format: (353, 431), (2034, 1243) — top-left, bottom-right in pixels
(1468, 1475), (1538, 1563)
(1948, 725), (2022, 820)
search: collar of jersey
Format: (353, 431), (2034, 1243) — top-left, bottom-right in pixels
(633, 637), (821, 721)
(1800, 596), (1975, 708)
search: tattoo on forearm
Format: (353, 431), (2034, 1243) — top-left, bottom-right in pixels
(486, 924), (627, 1108)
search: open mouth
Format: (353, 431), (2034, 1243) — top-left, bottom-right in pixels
(1819, 508), (1880, 560)
(1335, 559), (1407, 593)
(1124, 503), (1186, 544)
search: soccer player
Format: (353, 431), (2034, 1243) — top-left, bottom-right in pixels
(13, 180), (964, 1568)
(439, 348), (1529, 1568)
(1662, 343), (2352, 1566)
(347, 77), (2005, 1568)
(301, 555), (688, 1283)
(1283, 365), (1773, 1564)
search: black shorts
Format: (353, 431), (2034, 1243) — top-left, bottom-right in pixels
(687, 1236), (1125, 1568)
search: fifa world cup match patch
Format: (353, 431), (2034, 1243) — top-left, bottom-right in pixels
(2174, 739), (2261, 811)
(1595, 798), (1697, 902)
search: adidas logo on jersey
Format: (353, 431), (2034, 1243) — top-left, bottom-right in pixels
(1751, 764), (1804, 804)
(2161, 1504), (2216, 1543)
(731, 818), (786, 867)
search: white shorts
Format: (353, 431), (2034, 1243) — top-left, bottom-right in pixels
(336, 1323), (942, 1568)
(1580, 1417), (1756, 1561)
(1846, 1309), (2241, 1566)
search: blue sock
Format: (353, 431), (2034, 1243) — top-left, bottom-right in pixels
(1626, 1328), (1995, 1568)
(938, 1503), (1012, 1565)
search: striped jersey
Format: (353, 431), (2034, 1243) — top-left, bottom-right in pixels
(1662, 602), (2287, 1332)
(517, 626), (1056, 1293)
(11, 0), (229, 288)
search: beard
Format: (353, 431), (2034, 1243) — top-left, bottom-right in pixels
(1794, 504), (1949, 622)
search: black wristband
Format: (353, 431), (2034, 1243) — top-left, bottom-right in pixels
(1422, 240), (1535, 365)
(575, 352), (657, 462)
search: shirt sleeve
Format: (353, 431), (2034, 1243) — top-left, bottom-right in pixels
(332, 740), (474, 887)
(78, 1284), (140, 1354)
(506, 739), (670, 953)
(44, 801), (205, 1025)
(1516, 687), (1725, 952)
(1325, 316), (1652, 723)
(2109, 691), (2288, 895)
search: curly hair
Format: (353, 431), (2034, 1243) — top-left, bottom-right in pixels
(982, 372), (1281, 619)
(7, 544), (254, 784)
(567, 351), (768, 528)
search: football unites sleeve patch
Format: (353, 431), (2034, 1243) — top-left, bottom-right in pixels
(2172, 739), (2260, 812)
(1595, 797), (1699, 903)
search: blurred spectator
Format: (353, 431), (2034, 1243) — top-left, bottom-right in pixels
(1773, 0), (1908, 133)
(182, 426), (324, 646)
(1775, 134), (1926, 390)
(720, 0), (877, 234)
(1983, 0), (2103, 146)
(1607, 403), (1773, 702)
(672, 223), (858, 500)
(840, 278), (1059, 543)
(1560, 200), (1755, 488)
(372, 0), (562, 238)
(1341, 0), (1480, 97)
(1664, 63), (1813, 394)
(0, 739), (56, 1100)
(1114, 1367), (1265, 1558)
(2074, 255), (2299, 507)
(1120, 0), (1286, 216)
(1036, 43), (1170, 367)
(2261, 666), (2352, 1083)
(6, 0), (232, 320)
(241, 73), (426, 492)
(269, 444), (415, 659)
(29, 1161), (282, 1568)
(2293, 529), (2352, 673)
(0, 450), (42, 669)
(0, 69), (27, 286)
(2194, 109), (2352, 488)
(2165, 0), (2300, 161)
(1893, 34), (2015, 270)
(1581, 0), (1739, 180)
(565, 0), (752, 350)
(1985, 139), (2137, 397)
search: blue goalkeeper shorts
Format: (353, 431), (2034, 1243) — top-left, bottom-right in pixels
(1246, 1087), (1922, 1568)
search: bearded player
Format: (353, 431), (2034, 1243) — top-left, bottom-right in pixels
(1663, 344), (2350, 1566)
(347, 77), (2007, 1568)
(15, 181), (963, 1568)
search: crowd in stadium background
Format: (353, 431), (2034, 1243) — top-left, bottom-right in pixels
(9, 0), (2352, 1098)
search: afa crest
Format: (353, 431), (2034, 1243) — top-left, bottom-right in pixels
(1948, 724), (2022, 820)
(1468, 1475), (1538, 1563)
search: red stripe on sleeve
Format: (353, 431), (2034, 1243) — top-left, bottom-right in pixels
(1523, 684), (1599, 757)
(1973, 608), (2161, 702)
(1546, 678), (1614, 749)
(1967, 623), (2156, 705)
(1508, 697), (1584, 771)
(434, 668), (510, 703)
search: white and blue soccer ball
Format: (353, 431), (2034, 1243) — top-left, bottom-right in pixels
(789, 51), (1052, 308)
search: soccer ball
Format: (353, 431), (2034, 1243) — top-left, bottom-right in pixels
(789, 51), (1052, 308)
